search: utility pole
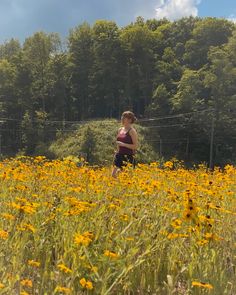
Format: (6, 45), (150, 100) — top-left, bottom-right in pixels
(0, 120), (5, 156)
(159, 137), (163, 158)
(186, 136), (189, 159)
(209, 115), (215, 170)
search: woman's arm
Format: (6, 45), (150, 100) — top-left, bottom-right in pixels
(117, 128), (138, 150)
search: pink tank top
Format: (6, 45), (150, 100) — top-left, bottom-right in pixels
(117, 128), (134, 155)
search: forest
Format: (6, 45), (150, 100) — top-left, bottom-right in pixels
(0, 16), (236, 166)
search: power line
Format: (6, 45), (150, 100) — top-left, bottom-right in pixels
(0, 108), (214, 125)
(0, 117), (105, 124)
(144, 122), (195, 129)
(0, 123), (194, 132)
(137, 108), (214, 123)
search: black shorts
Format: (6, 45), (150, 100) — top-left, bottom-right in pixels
(113, 153), (135, 169)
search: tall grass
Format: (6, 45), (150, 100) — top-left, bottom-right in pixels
(0, 156), (235, 294)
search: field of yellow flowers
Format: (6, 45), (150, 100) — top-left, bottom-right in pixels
(0, 156), (235, 295)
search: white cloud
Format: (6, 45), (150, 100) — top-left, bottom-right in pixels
(228, 14), (236, 23)
(155, 0), (201, 20)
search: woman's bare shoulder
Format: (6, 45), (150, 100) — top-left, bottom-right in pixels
(130, 127), (137, 134)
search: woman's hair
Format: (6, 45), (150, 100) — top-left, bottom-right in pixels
(121, 111), (137, 124)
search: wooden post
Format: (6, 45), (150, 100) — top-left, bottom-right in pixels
(209, 116), (215, 170)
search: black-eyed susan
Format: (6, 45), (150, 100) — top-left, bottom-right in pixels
(28, 260), (40, 267)
(0, 230), (8, 240)
(55, 286), (72, 294)
(74, 231), (93, 246)
(20, 279), (32, 287)
(192, 281), (213, 289)
(171, 218), (182, 229)
(79, 278), (93, 290)
(57, 263), (72, 274)
(104, 250), (120, 259)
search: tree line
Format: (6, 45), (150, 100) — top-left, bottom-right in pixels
(0, 16), (236, 165)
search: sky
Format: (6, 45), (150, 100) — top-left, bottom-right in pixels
(0, 0), (236, 43)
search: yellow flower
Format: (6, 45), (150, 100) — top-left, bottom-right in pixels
(55, 286), (71, 293)
(20, 291), (29, 295)
(1, 213), (15, 220)
(197, 239), (209, 246)
(0, 230), (8, 240)
(183, 210), (193, 221)
(74, 231), (93, 246)
(164, 161), (174, 169)
(17, 223), (36, 233)
(192, 281), (213, 289)
(109, 203), (120, 210)
(167, 233), (188, 239)
(171, 218), (182, 229)
(79, 278), (93, 290)
(57, 263), (72, 274)
(125, 237), (134, 241)
(104, 250), (119, 259)
(20, 279), (33, 287)
(204, 233), (223, 241)
(28, 260), (40, 267)
(120, 214), (129, 221)
(0, 283), (5, 288)
(90, 266), (98, 273)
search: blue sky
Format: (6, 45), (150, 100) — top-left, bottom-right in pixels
(0, 0), (236, 43)
(199, 0), (236, 18)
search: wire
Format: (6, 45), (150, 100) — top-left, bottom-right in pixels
(0, 117), (115, 124)
(144, 123), (195, 128)
(0, 108), (214, 125)
(137, 109), (214, 123)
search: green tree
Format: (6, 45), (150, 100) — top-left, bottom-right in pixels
(80, 126), (97, 163)
(68, 23), (94, 119)
(145, 84), (170, 116)
(45, 53), (70, 123)
(23, 32), (62, 112)
(0, 38), (21, 61)
(89, 20), (124, 118)
(172, 69), (205, 112)
(184, 18), (234, 69)
(120, 23), (155, 115)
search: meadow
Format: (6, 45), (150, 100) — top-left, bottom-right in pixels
(0, 156), (235, 294)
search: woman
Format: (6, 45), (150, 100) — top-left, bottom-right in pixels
(112, 111), (138, 178)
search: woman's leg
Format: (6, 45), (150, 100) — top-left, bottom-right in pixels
(111, 166), (120, 178)
(112, 153), (122, 178)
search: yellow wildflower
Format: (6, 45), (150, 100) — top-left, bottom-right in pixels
(57, 263), (72, 274)
(1, 213), (15, 220)
(74, 231), (93, 246)
(28, 260), (40, 267)
(171, 218), (182, 229)
(55, 286), (71, 294)
(17, 223), (36, 233)
(0, 230), (8, 240)
(20, 279), (32, 287)
(192, 281), (213, 289)
(104, 250), (119, 259)
(79, 278), (93, 290)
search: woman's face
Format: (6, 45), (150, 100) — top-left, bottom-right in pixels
(121, 116), (131, 125)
